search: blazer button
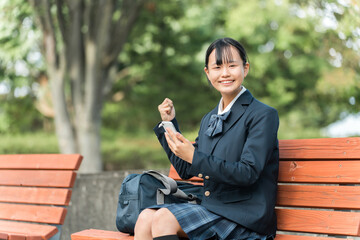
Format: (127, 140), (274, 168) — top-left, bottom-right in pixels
(198, 173), (203, 178)
(205, 176), (210, 180)
(204, 191), (210, 197)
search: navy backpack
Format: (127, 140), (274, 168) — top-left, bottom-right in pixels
(115, 170), (203, 234)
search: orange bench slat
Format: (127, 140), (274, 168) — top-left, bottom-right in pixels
(72, 231), (356, 240)
(278, 161), (360, 183)
(0, 220), (57, 240)
(0, 203), (67, 224)
(71, 229), (132, 240)
(171, 162), (360, 185)
(6, 233), (27, 240)
(0, 187), (71, 206)
(0, 232), (8, 239)
(277, 184), (360, 209)
(275, 234), (354, 240)
(4, 233), (26, 240)
(279, 137), (360, 159)
(171, 160), (360, 184)
(0, 170), (77, 187)
(276, 208), (360, 236)
(0, 154), (82, 170)
(3, 232), (44, 240)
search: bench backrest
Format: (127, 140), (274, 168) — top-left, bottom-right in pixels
(0, 154), (82, 238)
(169, 137), (360, 239)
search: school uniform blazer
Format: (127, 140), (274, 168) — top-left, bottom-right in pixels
(154, 90), (279, 235)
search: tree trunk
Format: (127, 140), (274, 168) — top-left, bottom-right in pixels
(29, 0), (77, 154)
(30, 0), (145, 173)
(77, 113), (102, 172)
(50, 69), (77, 154)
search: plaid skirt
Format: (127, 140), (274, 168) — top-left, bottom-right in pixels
(148, 203), (273, 240)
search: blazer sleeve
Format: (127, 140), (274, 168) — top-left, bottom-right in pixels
(153, 118), (195, 180)
(188, 107), (279, 187)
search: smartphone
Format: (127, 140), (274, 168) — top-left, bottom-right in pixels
(160, 121), (178, 134)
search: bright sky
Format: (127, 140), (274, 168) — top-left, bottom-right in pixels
(323, 113), (360, 137)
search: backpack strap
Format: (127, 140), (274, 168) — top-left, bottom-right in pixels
(144, 170), (197, 205)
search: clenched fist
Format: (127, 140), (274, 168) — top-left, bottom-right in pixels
(158, 98), (175, 121)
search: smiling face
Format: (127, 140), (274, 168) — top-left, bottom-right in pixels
(204, 45), (250, 102)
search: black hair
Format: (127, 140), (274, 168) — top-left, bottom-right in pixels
(205, 38), (249, 68)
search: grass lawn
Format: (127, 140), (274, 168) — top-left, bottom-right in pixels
(0, 130), (198, 171)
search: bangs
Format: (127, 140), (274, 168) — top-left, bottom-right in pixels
(205, 37), (248, 68)
(215, 44), (234, 66)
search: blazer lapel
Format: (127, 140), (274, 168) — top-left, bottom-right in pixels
(209, 90), (254, 153)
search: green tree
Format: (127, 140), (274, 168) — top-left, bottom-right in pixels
(225, 0), (360, 137)
(26, 0), (146, 172)
(0, 0), (44, 133)
(103, 0), (230, 132)
(104, 0), (360, 139)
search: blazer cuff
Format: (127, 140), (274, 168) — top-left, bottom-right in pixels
(188, 150), (204, 177)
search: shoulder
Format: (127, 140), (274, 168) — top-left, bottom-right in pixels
(251, 97), (277, 113)
(242, 99), (279, 134)
(246, 97), (279, 124)
(241, 90), (277, 115)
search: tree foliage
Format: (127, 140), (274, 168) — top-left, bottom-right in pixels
(225, 0), (359, 131)
(103, 0), (231, 132)
(0, 0), (44, 133)
(101, 0), (360, 138)
(0, 0), (359, 170)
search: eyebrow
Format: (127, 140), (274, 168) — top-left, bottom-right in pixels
(210, 60), (238, 66)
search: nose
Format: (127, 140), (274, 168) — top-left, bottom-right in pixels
(221, 66), (230, 77)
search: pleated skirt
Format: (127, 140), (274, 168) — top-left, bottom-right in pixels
(148, 203), (273, 240)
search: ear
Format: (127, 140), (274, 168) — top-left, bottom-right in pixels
(204, 67), (210, 78)
(243, 62), (250, 78)
(204, 67), (213, 86)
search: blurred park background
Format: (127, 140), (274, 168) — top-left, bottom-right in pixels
(0, 0), (359, 173)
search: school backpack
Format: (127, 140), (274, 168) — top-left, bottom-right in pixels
(115, 170), (203, 234)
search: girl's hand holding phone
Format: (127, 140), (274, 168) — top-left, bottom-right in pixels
(164, 128), (194, 164)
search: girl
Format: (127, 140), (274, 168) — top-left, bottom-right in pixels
(134, 38), (279, 240)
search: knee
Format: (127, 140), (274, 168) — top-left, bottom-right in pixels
(153, 208), (174, 225)
(134, 209), (156, 235)
(152, 208), (180, 235)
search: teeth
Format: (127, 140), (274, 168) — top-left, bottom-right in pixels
(221, 80), (233, 84)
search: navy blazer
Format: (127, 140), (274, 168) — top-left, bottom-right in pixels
(154, 90), (279, 235)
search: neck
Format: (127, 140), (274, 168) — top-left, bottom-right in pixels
(221, 97), (231, 110)
(221, 87), (242, 109)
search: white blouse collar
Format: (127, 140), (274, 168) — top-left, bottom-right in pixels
(218, 86), (247, 115)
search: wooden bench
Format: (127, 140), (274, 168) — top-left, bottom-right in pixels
(0, 154), (82, 240)
(71, 137), (360, 240)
